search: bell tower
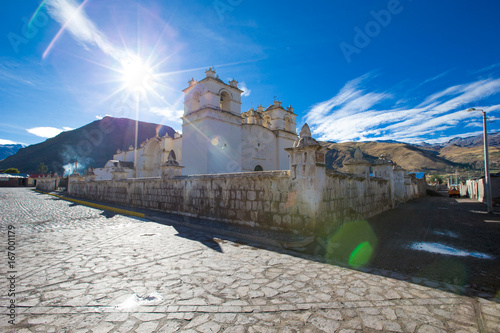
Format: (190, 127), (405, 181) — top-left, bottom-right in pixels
(182, 68), (243, 175)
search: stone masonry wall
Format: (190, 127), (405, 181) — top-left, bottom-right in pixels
(67, 169), (408, 233)
(36, 177), (59, 192)
(66, 123), (428, 233)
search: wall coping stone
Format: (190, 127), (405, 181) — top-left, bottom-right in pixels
(175, 170), (289, 180)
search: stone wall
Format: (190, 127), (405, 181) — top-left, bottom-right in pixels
(70, 171), (295, 229)
(68, 168), (423, 233)
(461, 176), (500, 202)
(36, 176), (60, 192)
(409, 176), (427, 199)
(67, 125), (426, 234)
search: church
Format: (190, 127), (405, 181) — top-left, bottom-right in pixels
(94, 68), (298, 179)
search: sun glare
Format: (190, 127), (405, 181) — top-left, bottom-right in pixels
(120, 56), (154, 91)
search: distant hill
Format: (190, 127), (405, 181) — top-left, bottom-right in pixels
(444, 132), (500, 148)
(322, 141), (463, 172)
(323, 133), (500, 173)
(0, 144), (25, 161)
(414, 132), (500, 148)
(0, 117), (175, 175)
(438, 144), (500, 170)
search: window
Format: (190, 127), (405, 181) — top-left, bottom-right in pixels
(220, 91), (231, 111)
(254, 165), (263, 171)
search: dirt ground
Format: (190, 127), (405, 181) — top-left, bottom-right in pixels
(307, 193), (500, 301)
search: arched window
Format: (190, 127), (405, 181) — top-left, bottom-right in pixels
(254, 165), (263, 171)
(220, 91), (231, 111)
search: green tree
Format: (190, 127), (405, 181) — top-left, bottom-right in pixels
(37, 162), (49, 174)
(4, 168), (19, 174)
(426, 174), (444, 184)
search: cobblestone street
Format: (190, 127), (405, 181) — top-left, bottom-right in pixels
(1, 188), (499, 332)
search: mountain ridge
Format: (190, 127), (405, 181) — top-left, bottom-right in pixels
(0, 144), (25, 162)
(0, 117), (175, 175)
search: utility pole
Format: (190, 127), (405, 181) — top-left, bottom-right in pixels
(467, 108), (493, 213)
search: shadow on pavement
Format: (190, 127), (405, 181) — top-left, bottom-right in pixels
(100, 211), (118, 218)
(300, 195), (500, 302)
(44, 188), (500, 302)
(144, 195), (500, 302)
(173, 225), (223, 253)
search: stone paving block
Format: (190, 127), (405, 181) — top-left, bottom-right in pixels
(1, 189), (496, 332)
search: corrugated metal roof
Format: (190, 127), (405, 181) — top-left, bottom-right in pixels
(409, 172), (426, 180)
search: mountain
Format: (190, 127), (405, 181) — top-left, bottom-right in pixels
(0, 117), (175, 175)
(445, 132), (500, 148)
(438, 144), (500, 170)
(322, 141), (463, 172)
(415, 132), (500, 148)
(324, 133), (500, 173)
(0, 144), (25, 161)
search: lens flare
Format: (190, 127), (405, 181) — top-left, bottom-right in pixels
(43, 0), (91, 59)
(28, 0), (48, 28)
(120, 56), (154, 91)
(325, 220), (378, 268)
(348, 241), (373, 268)
(418, 259), (468, 287)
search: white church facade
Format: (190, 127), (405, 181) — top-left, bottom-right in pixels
(94, 68), (297, 179)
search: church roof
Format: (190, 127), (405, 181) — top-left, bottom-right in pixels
(108, 160), (134, 169)
(186, 68), (244, 93)
(265, 101), (284, 111)
(264, 100), (296, 114)
(242, 108), (263, 118)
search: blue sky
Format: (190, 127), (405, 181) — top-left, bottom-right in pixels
(1, 0), (500, 146)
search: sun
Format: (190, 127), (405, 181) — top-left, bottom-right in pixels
(119, 56), (155, 92)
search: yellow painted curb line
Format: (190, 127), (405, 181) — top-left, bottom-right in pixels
(34, 189), (145, 218)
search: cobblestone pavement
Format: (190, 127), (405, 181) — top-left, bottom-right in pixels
(1, 188), (499, 332)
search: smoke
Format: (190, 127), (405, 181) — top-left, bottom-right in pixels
(60, 144), (94, 176)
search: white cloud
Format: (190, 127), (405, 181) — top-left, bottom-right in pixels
(45, 0), (120, 59)
(149, 107), (183, 123)
(465, 121), (483, 128)
(95, 114), (111, 120)
(304, 74), (500, 144)
(423, 131), (484, 145)
(484, 104), (500, 112)
(26, 127), (73, 138)
(0, 139), (22, 145)
(239, 82), (251, 97)
(421, 70), (453, 85)
(472, 63), (500, 74)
